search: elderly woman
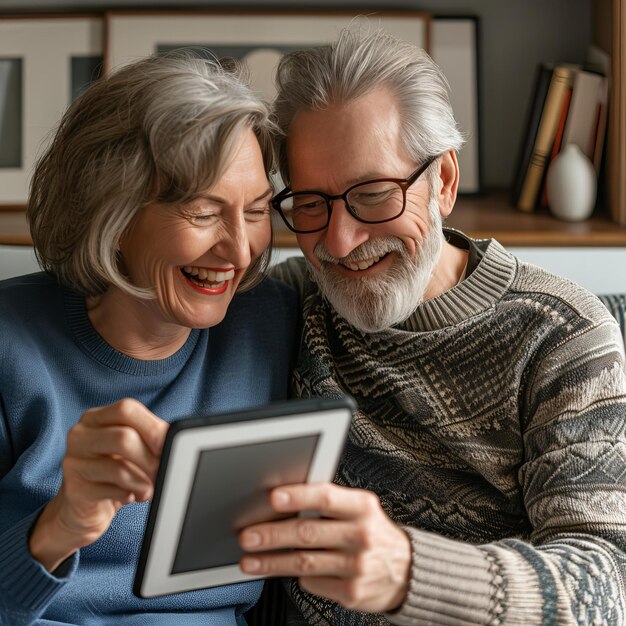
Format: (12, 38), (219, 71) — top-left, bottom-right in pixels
(0, 55), (296, 625)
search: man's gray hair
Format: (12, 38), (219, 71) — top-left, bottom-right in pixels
(273, 26), (465, 184)
(28, 54), (274, 298)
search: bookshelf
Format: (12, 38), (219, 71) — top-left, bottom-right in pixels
(444, 192), (626, 247)
(0, 0), (624, 249)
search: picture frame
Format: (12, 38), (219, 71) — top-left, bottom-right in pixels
(105, 10), (429, 247)
(105, 10), (430, 86)
(0, 15), (104, 209)
(431, 16), (482, 194)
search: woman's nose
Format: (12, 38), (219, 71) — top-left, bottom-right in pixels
(213, 215), (252, 269)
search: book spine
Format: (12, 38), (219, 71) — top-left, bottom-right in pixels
(517, 66), (575, 212)
(592, 76), (609, 173)
(540, 86), (573, 208)
(510, 64), (552, 206)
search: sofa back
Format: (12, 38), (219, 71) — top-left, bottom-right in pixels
(599, 294), (626, 347)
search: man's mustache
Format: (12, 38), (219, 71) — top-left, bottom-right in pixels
(314, 237), (407, 265)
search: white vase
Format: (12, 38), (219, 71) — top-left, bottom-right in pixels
(546, 143), (597, 221)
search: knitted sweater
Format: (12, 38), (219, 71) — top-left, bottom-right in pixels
(0, 272), (297, 626)
(272, 230), (626, 626)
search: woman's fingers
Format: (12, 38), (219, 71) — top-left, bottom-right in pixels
(58, 483), (139, 519)
(66, 398), (168, 481)
(67, 424), (159, 482)
(30, 399), (167, 573)
(66, 456), (154, 502)
(60, 398), (167, 519)
(80, 398), (169, 456)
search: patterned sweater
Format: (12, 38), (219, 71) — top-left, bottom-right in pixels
(272, 231), (626, 626)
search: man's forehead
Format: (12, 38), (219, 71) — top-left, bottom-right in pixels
(286, 90), (408, 190)
(289, 87), (400, 133)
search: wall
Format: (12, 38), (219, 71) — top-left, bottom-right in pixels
(0, 0), (593, 188)
(3, 1), (614, 293)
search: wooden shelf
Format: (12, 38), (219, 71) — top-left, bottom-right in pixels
(3, 191), (626, 248)
(0, 210), (30, 245)
(445, 191), (626, 247)
(276, 190), (626, 248)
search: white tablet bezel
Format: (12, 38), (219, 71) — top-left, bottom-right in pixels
(135, 399), (353, 598)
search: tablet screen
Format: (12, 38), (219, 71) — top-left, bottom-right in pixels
(172, 434), (319, 574)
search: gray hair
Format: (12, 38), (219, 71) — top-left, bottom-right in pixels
(28, 54), (274, 298)
(273, 27), (465, 185)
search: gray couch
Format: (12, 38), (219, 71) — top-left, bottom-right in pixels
(599, 294), (626, 346)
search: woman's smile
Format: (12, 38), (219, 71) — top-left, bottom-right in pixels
(181, 265), (236, 295)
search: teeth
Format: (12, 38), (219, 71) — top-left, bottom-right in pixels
(183, 266), (235, 282)
(343, 255), (381, 272)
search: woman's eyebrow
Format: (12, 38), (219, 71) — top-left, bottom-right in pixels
(253, 188), (273, 202)
(195, 187), (273, 206)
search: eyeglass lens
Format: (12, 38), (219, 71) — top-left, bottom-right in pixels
(278, 180), (405, 232)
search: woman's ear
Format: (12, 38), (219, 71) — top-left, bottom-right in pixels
(437, 150), (459, 218)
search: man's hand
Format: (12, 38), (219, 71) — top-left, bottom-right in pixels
(239, 483), (411, 613)
(29, 398), (168, 572)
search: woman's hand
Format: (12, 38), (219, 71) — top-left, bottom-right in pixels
(239, 483), (412, 613)
(29, 398), (168, 572)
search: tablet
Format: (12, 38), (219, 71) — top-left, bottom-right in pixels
(133, 396), (355, 598)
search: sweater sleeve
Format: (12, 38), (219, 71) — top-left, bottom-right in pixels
(0, 509), (79, 626)
(0, 401), (79, 626)
(388, 314), (626, 625)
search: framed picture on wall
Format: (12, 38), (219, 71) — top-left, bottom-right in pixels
(105, 10), (430, 94)
(105, 10), (430, 247)
(431, 16), (482, 194)
(0, 15), (104, 209)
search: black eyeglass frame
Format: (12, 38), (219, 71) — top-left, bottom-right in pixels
(271, 157), (436, 234)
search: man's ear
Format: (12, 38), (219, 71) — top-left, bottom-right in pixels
(437, 150), (459, 218)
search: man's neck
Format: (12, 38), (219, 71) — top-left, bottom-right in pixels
(423, 240), (469, 302)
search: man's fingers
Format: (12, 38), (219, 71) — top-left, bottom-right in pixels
(240, 549), (360, 579)
(268, 483), (383, 520)
(240, 517), (364, 552)
(81, 398), (168, 456)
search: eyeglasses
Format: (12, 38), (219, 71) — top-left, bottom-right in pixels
(271, 157), (435, 234)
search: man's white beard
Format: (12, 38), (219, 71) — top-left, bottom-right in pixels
(308, 197), (444, 333)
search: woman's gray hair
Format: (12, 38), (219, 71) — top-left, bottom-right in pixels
(273, 26), (465, 186)
(28, 54), (274, 298)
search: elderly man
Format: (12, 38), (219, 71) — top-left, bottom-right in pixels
(238, 28), (626, 625)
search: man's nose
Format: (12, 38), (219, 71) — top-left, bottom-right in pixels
(322, 199), (370, 260)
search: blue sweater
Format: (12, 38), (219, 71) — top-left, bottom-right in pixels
(0, 272), (297, 626)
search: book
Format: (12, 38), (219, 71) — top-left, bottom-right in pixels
(539, 85), (573, 208)
(562, 69), (608, 163)
(510, 64), (552, 207)
(516, 64), (577, 212)
(591, 77), (609, 173)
